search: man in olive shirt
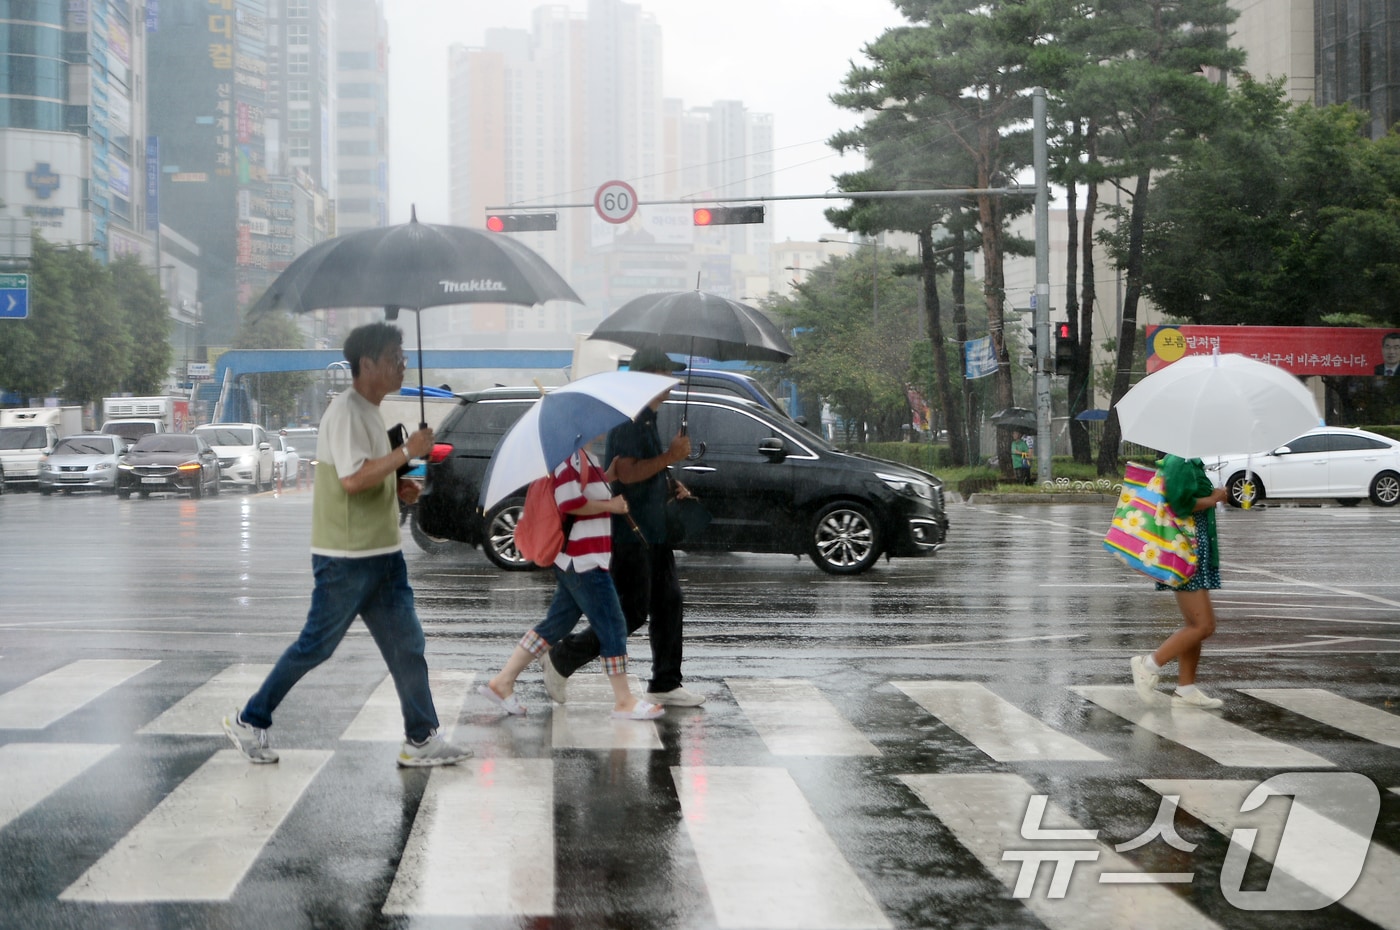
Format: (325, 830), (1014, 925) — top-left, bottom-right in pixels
(542, 347), (705, 707)
(223, 323), (471, 767)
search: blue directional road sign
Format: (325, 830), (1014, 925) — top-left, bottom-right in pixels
(0, 273), (29, 320)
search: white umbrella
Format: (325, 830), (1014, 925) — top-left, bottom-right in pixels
(1115, 351), (1321, 457)
(478, 371), (679, 511)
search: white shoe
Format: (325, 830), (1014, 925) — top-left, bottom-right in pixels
(541, 651), (568, 704)
(221, 707), (279, 764)
(1130, 655), (1160, 705)
(645, 686), (706, 707)
(398, 729), (473, 767)
(1173, 688), (1224, 710)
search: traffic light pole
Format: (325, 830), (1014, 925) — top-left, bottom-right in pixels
(1033, 88), (1052, 485)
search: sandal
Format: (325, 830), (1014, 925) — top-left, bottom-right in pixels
(478, 683), (527, 716)
(611, 700), (664, 721)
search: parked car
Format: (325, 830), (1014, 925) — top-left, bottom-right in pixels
(417, 387), (949, 574)
(116, 433), (221, 499)
(194, 423), (276, 491)
(37, 434), (125, 494)
(271, 435), (302, 485)
(1205, 426), (1400, 507)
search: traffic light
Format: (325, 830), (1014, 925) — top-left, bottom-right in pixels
(484, 212), (558, 232)
(1054, 321), (1075, 374)
(692, 205), (765, 226)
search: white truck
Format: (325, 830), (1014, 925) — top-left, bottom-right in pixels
(0, 406), (85, 490)
(100, 395), (192, 444)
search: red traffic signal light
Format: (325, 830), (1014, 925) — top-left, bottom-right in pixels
(484, 212), (558, 232)
(692, 205), (765, 226)
(1054, 322), (1075, 373)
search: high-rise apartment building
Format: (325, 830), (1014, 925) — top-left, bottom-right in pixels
(333, 0), (390, 233)
(1314, 0), (1400, 137)
(444, 0), (773, 345)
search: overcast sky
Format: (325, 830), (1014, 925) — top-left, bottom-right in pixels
(382, 0), (909, 242)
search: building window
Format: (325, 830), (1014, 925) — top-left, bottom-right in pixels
(288, 136), (310, 159)
(287, 108), (311, 131)
(286, 24), (309, 45)
(288, 80), (309, 102)
(339, 169), (374, 186)
(338, 140), (372, 156)
(338, 51), (372, 69)
(338, 82), (372, 99)
(286, 0), (308, 17)
(338, 110), (372, 127)
(287, 49), (309, 75)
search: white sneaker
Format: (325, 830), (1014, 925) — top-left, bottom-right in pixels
(1173, 688), (1224, 710)
(1130, 655), (1160, 705)
(645, 686), (706, 707)
(541, 651), (568, 704)
(398, 729), (473, 767)
(221, 707), (279, 764)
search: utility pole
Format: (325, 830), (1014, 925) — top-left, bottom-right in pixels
(1033, 88), (1052, 484)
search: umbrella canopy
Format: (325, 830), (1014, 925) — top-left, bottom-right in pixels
(1114, 352), (1321, 457)
(590, 290), (794, 363)
(249, 209), (580, 316)
(249, 209), (581, 427)
(990, 407), (1037, 433)
(479, 371), (679, 510)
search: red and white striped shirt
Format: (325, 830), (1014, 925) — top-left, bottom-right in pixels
(553, 450), (612, 572)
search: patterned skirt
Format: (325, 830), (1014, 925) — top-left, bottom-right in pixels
(1156, 524), (1222, 592)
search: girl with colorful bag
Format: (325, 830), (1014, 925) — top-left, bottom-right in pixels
(1129, 455), (1230, 709)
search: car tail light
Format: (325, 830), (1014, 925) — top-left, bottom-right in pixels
(427, 443), (453, 464)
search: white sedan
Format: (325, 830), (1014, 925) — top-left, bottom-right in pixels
(272, 436), (302, 486)
(1206, 426), (1400, 508)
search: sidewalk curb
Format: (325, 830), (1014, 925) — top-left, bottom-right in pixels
(964, 492), (1120, 505)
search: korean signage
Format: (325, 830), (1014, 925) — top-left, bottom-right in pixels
(1147, 325), (1400, 376)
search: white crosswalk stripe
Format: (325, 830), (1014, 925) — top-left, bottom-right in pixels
(0, 743), (118, 831)
(726, 678), (880, 756)
(1144, 778), (1400, 929)
(340, 668), (475, 741)
(138, 663), (274, 735)
(59, 749), (331, 902)
(0, 659), (159, 730)
(894, 680), (1109, 762)
(900, 772), (1225, 929)
(1072, 686), (1335, 767)
(382, 758), (555, 917)
(673, 765), (891, 930)
(1240, 687), (1400, 749)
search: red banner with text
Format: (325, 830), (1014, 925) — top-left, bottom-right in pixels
(1146, 325), (1400, 376)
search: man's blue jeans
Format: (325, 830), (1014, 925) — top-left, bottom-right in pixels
(243, 552), (440, 742)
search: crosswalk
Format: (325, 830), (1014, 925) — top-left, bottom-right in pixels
(1, 657), (1398, 928)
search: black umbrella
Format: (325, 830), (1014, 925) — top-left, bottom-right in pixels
(590, 289), (794, 364)
(589, 289), (793, 438)
(250, 207), (581, 426)
(990, 407), (1037, 434)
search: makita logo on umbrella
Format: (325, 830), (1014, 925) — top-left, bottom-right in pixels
(440, 279), (508, 293)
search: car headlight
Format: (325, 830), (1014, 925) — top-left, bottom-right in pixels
(93, 462), (114, 471)
(237, 454), (255, 467)
(876, 471), (933, 499)
(39, 462), (53, 473)
(118, 462), (133, 471)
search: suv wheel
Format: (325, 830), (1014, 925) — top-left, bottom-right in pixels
(410, 509), (454, 555)
(483, 498), (534, 571)
(808, 500), (881, 575)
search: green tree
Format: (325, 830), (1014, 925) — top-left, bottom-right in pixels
(234, 310), (311, 426)
(771, 247), (927, 442)
(838, 0), (1062, 472)
(110, 257), (172, 395)
(0, 239), (81, 402)
(1140, 84), (1400, 326)
(58, 248), (130, 405)
(1073, 0), (1244, 475)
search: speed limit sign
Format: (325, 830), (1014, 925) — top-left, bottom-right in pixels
(594, 180), (638, 225)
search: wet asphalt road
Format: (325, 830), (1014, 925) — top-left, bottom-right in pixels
(1, 486), (1399, 930)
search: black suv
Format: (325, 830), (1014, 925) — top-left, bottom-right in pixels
(416, 388), (949, 574)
